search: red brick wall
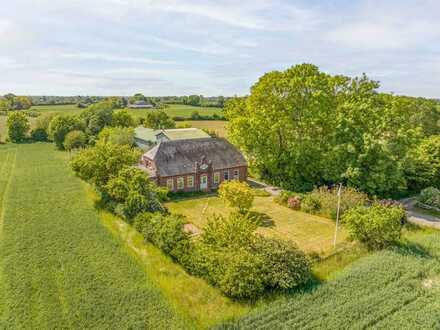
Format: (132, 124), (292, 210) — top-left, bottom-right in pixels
(156, 166), (247, 193)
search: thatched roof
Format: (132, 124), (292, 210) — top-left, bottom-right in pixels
(143, 138), (247, 177)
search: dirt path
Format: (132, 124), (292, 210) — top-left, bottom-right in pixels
(401, 197), (440, 229)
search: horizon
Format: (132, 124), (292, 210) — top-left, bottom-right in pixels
(2, 1), (440, 98)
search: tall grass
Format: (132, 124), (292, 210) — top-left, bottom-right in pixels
(0, 143), (187, 329)
(218, 229), (440, 329)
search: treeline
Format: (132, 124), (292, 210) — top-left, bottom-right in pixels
(0, 93), (33, 110)
(226, 64), (440, 198)
(21, 94), (228, 108)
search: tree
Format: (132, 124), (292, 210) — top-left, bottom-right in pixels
(219, 181), (254, 214)
(63, 130), (87, 150)
(144, 111), (175, 129)
(7, 112), (29, 142)
(188, 95), (202, 106)
(12, 96), (32, 110)
(111, 110), (135, 127)
(70, 142), (141, 188)
(48, 115), (82, 149)
(105, 166), (165, 219)
(342, 204), (405, 249)
(79, 101), (113, 136)
(405, 136), (440, 190)
(98, 127), (134, 146)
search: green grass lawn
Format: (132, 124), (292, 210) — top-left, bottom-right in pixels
(0, 143), (187, 329)
(166, 195), (349, 255)
(180, 120), (228, 137)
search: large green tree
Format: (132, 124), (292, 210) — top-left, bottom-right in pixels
(226, 63), (439, 197)
(7, 112), (30, 142)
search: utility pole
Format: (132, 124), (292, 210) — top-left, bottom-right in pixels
(333, 183), (342, 249)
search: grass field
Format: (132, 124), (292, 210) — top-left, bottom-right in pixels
(221, 228), (440, 329)
(183, 120), (228, 137)
(0, 143), (188, 329)
(166, 195), (349, 255)
(30, 103), (223, 120)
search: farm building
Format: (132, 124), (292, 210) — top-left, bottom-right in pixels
(138, 138), (247, 192)
(128, 100), (154, 108)
(134, 126), (210, 150)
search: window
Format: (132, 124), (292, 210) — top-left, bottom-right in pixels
(223, 170), (229, 181)
(234, 169), (239, 179)
(187, 175), (194, 188)
(213, 172), (220, 184)
(166, 178), (174, 191)
(177, 177), (184, 190)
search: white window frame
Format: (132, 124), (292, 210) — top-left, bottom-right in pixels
(213, 172), (220, 184)
(223, 170), (229, 181)
(233, 169), (239, 180)
(166, 178), (174, 191)
(187, 175), (194, 188)
(177, 177), (185, 190)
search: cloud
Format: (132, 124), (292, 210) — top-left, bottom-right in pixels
(59, 52), (176, 65)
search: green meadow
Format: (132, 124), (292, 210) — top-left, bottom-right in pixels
(0, 143), (188, 329)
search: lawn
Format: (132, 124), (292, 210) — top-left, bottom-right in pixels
(221, 228), (440, 329)
(183, 120), (228, 137)
(166, 195), (349, 255)
(0, 143), (187, 329)
(126, 103), (223, 119)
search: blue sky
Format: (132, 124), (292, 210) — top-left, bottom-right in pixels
(1, 0), (439, 97)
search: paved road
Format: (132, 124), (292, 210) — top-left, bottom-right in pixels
(401, 197), (440, 229)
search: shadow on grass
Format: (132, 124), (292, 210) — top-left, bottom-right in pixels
(248, 211), (274, 227)
(391, 240), (433, 259)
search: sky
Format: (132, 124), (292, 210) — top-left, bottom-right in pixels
(1, 0), (440, 97)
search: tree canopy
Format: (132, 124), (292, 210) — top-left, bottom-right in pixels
(226, 63), (440, 197)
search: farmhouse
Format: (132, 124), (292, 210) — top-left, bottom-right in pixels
(134, 126), (210, 150)
(139, 138), (247, 192)
(128, 100), (154, 109)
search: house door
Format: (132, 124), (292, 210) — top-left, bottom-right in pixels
(200, 175), (208, 190)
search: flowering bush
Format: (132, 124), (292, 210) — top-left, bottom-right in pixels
(287, 196), (301, 210)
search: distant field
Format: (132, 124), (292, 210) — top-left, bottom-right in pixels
(30, 104), (80, 115)
(180, 120), (228, 137)
(166, 195), (348, 255)
(0, 143), (186, 329)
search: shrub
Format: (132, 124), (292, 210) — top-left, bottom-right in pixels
(301, 194), (322, 214)
(105, 167), (165, 219)
(98, 126), (134, 146)
(252, 236), (311, 290)
(49, 115), (82, 149)
(31, 128), (48, 141)
(140, 213), (191, 262)
(287, 196), (301, 210)
(111, 110), (135, 127)
(418, 187), (440, 209)
(301, 186), (368, 219)
(7, 112), (29, 142)
(64, 130), (87, 150)
(274, 190), (296, 205)
(342, 204), (405, 250)
(219, 181), (254, 214)
(71, 143), (141, 188)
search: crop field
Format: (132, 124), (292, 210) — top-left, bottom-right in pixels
(183, 120), (228, 137)
(221, 229), (440, 329)
(166, 195), (349, 254)
(0, 143), (187, 329)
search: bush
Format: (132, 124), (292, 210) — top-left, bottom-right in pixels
(49, 115), (82, 149)
(274, 190), (297, 205)
(252, 236), (310, 290)
(219, 181), (254, 214)
(139, 213), (191, 262)
(418, 187), (440, 208)
(71, 143), (141, 188)
(342, 204), (405, 250)
(301, 186), (368, 219)
(189, 213), (311, 299)
(111, 110), (135, 127)
(98, 127), (134, 146)
(7, 112), (30, 142)
(63, 130), (87, 150)
(31, 128), (48, 141)
(287, 196), (301, 209)
(301, 194), (322, 214)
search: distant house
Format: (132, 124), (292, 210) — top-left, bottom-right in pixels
(128, 100), (154, 109)
(134, 127), (211, 150)
(138, 138), (247, 192)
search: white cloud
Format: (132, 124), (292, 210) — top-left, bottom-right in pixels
(59, 52), (176, 65)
